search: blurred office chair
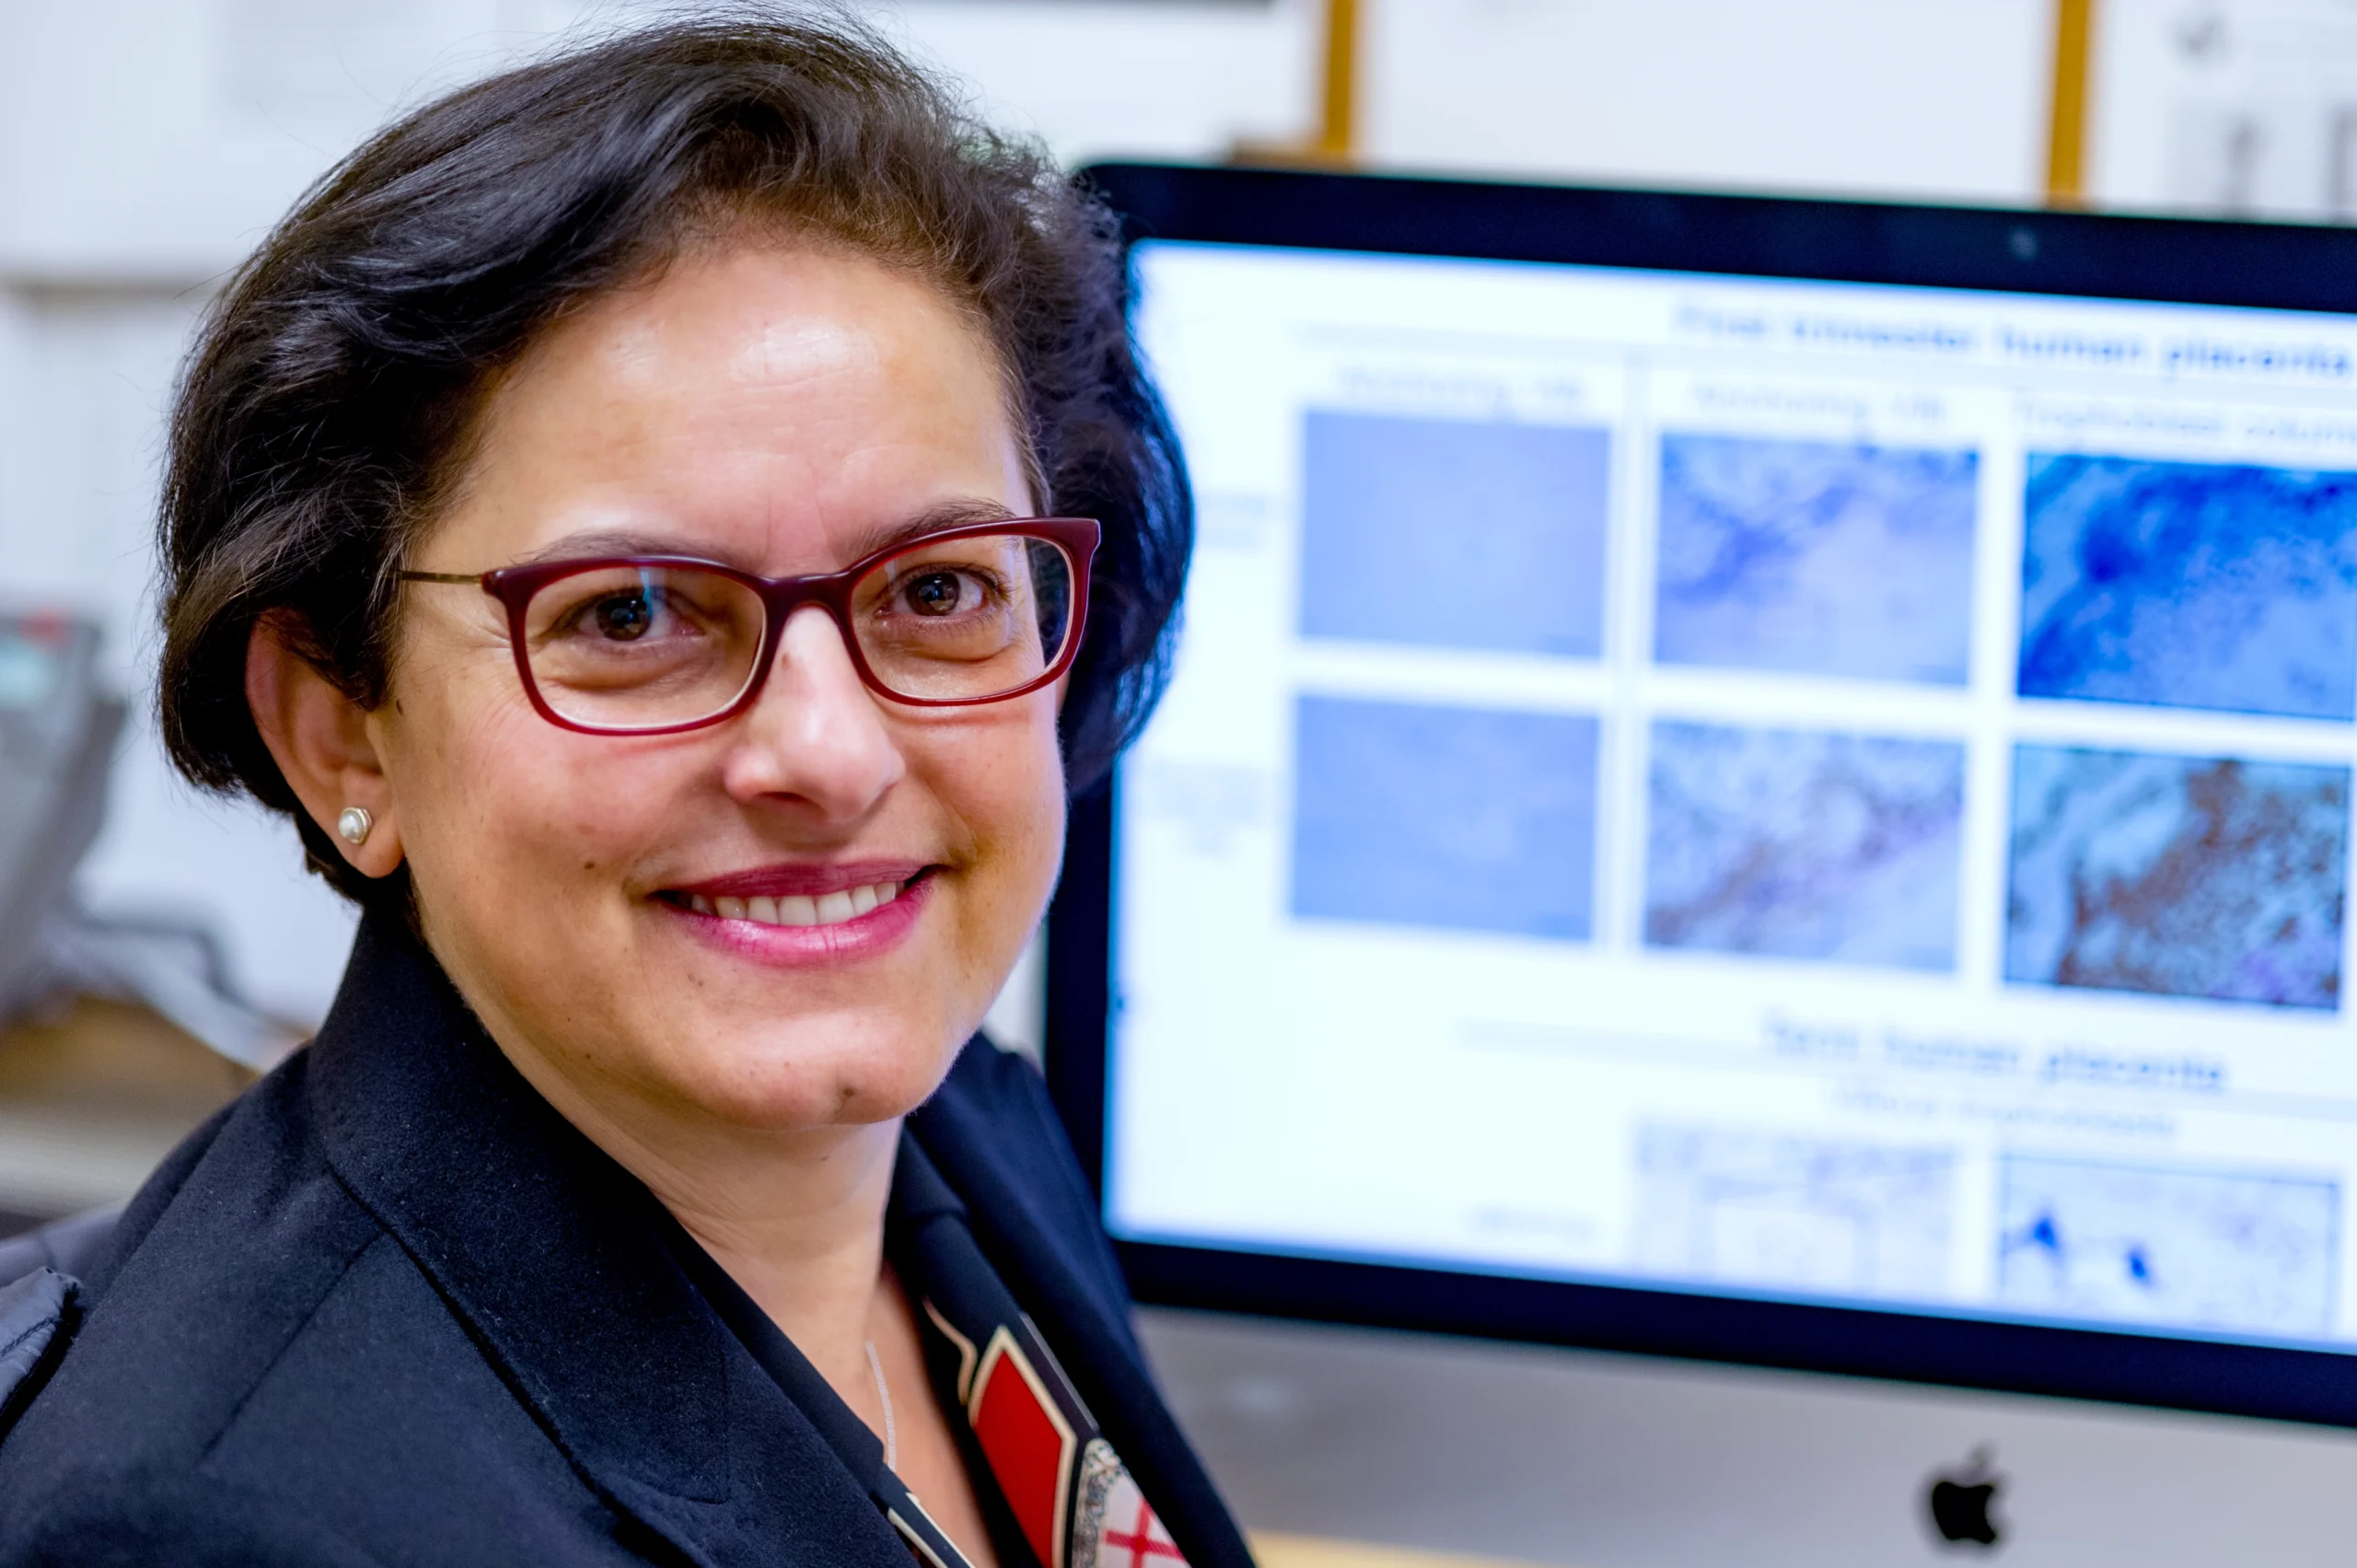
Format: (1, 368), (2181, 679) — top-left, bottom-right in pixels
(0, 1205), (113, 1427)
(0, 610), (296, 1071)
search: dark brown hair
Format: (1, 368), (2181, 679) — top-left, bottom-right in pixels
(157, 13), (1189, 902)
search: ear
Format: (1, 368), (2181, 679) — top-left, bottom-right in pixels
(245, 614), (406, 879)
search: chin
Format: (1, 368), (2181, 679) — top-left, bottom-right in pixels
(673, 1015), (970, 1132)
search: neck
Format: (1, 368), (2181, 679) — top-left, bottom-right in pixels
(651, 1118), (903, 1359)
(488, 1035), (903, 1397)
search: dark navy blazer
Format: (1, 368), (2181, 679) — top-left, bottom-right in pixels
(0, 909), (1251, 1567)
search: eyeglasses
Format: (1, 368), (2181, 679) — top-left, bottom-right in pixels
(398, 517), (1099, 736)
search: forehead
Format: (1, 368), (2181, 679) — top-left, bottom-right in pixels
(432, 239), (1028, 571)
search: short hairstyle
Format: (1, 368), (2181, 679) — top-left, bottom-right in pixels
(157, 13), (1189, 903)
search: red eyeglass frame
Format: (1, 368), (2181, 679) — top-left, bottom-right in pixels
(398, 516), (1102, 737)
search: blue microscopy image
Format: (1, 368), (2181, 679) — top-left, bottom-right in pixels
(1299, 411), (1609, 657)
(1291, 695), (1597, 940)
(2006, 744), (2350, 1010)
(1644, 721), (1966, 971)
(1654, 434), (1978, 685)
(1999, 1156), (2339, 1337)
(2017, 454), (2357, 720)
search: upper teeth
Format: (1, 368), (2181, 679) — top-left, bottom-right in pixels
(689, 883), (902, 926)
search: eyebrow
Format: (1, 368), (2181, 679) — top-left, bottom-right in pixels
(513, 497), (1024, 573)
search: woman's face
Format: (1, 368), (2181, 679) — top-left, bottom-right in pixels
(373, 240), (1063, 1134)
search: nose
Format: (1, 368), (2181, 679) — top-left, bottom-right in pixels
(718, 604), (905, 820)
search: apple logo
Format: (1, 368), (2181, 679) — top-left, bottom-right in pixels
(1924, 1446), (2003, 1549)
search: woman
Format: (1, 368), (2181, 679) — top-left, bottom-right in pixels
(0, 17), (1245, 1567)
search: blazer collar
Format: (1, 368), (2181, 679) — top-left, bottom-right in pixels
(303, 908), (906, 1566)
(907, 1052), (1259, 1568)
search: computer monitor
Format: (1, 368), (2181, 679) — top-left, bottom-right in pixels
(1044, 164), (2357, 1445)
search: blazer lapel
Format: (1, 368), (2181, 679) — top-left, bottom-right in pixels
(305, 909), (910, 1568)
(908, 1047), (1258, 1568)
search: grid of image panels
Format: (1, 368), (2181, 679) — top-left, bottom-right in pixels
(1276, 411), (2357, 1338)
(1286, 414), (2357, 1015)
(2009, 451), (2357, 1013)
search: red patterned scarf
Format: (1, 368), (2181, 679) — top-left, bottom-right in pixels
(889, 1138), (1190, 1568)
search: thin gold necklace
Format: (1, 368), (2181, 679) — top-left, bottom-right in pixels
(864, 1338), (898, 1470)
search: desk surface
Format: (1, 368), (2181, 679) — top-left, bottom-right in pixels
(0, 997), (248, 1224)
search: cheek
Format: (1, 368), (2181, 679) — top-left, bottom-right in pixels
(970, 698), (1068, 863)
(913, 696), (1067, 900)
(390, 668), (672, 908)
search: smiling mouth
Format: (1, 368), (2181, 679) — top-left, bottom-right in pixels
(656, 869), (930, 929)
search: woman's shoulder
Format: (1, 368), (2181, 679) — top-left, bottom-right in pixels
(0, 1058), (371, 1539)
(0, 1049), (645, 1563)
(26, 1049), (373, 1357)
(65, 1050), (357, 1292)
(0, 1468), (385, 1566)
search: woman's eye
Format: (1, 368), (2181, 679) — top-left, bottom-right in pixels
(592, 593), (656, 640)
(903, 571), (971, 616)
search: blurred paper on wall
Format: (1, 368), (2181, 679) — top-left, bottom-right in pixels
(2090, 0), (2357, 219)
(1357, 0), (2051, 203)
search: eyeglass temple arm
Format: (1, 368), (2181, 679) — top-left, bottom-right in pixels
(395, 571), (483, 585)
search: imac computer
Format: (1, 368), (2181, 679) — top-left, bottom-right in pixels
(1043, 164), (2357, 1565)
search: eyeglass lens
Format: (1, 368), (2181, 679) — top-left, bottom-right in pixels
(517, 532), (1078, 730)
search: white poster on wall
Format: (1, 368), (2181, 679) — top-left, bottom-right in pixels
(2090, 0), (2357, 220)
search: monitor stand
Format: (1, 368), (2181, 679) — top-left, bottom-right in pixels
(1138, 1308), (2357, 1566)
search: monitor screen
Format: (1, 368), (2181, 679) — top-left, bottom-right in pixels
(1075, 174), (2357, 1405)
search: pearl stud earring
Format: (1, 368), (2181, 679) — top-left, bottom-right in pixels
(336, 807), (374, 847)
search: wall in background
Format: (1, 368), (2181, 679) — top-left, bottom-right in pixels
(0, 0), (1318, 277)
(2087, 0), (2357, 220)
(1361, 0), (2055, 203)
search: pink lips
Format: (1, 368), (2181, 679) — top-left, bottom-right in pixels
(658, 860), (933, 968)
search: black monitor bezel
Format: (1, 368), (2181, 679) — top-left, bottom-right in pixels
(1045, 160), (2357, 1430)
